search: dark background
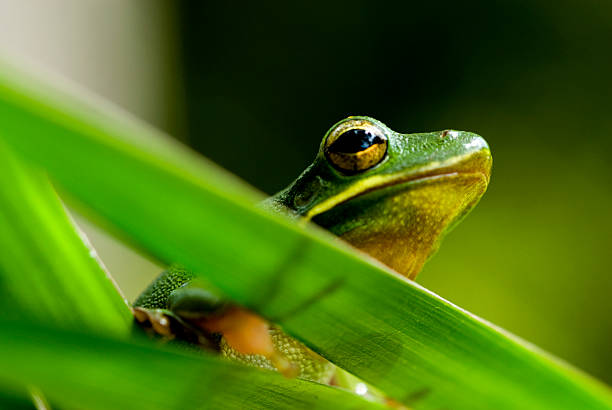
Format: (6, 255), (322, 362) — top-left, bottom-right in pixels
(176, 1), (612, 385)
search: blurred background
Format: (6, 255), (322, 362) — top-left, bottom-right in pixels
(1, 0), (611, 386)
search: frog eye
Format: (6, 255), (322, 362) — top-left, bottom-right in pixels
(324, 120), (388, 173)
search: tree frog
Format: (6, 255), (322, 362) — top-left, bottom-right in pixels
(133, 116), (492, 385)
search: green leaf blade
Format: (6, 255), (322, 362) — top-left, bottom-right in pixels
(0, 319), (382, 410)
(0, 140), (131, 335)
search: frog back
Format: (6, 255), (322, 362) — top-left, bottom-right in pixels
(133, 266), (194, 309)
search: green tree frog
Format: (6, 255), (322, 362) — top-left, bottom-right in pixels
(133, 116), (492, 385)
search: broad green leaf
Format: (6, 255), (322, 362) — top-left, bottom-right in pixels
(0, 140), (131, 336)
(1, 59), (611, 409)
(0, 319), (382, 410)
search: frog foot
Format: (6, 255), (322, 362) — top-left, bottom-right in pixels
(194, 306), (333, 383)
(132, 307), (217, 350)
(132, 307), (175, 339)
(193, 306), (296, 375)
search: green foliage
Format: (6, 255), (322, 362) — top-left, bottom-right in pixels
(0, 140), (130, 335)
(0, 59), (610, 409)
(0, 320), (381, 410)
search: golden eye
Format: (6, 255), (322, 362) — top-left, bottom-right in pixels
(324, 120), (388, 174)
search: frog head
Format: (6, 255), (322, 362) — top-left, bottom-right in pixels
(266, 116), (492, 279)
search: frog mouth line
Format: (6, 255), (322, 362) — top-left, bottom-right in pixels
(304, 149), (491, 221)
(353, 162), (490, 199)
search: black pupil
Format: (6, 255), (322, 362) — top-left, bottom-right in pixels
(328, 129), (384, 153)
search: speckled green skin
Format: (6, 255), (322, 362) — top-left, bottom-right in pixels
(135, 116), (491, 384)
(134, 267), (194, 309)
(220, 326), (335, 384)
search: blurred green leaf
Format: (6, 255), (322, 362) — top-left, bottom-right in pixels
(0, 140), (131, 336)
(0, 319), (381, 410)
(1, 60), (611, 409)
(0, 390), (34, 410)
